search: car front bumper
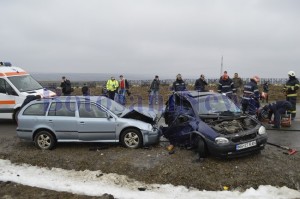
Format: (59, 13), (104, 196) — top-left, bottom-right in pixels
(141, 128), (161, 146)
(206, 135), (268, 158)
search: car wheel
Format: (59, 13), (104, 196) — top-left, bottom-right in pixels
(34, 130), (56, 150)
(121, 129), (143, 149)
(197, 137), (207, 158)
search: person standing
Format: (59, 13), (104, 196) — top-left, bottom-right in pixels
(241, 76), (260, 115)
(218, 71), (236, 99)
(283, 71), (299, 120)
(149, 75), (160, 105)
(261, 81), (269, 103)
(194, 74), (208, 92)
(60, 76), (72, 96)
(81, 83), (89, 96)
(172, 74), (187, 91)
(106, 77), (119, 100)
(119, 75), (129, 105)
(232, 73), (243, 96)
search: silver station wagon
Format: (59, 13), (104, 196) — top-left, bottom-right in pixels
(16, 96), (160, 149)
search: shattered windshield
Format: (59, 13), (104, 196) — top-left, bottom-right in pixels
(8, 75), (43, 92)
(192, 95), (241, 115)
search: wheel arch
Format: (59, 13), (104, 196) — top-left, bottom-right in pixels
(33, 128), (57, 142)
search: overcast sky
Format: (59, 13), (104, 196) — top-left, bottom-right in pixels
(1, 0), (300, 79)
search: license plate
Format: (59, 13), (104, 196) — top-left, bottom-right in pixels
(236, 141), (257, 150)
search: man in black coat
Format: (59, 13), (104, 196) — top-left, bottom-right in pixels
(194, 74), (208, 92)
(60, 76), (72, 96)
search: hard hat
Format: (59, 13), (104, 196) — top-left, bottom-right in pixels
(288, 71), (296, 77)
(252, 75), (260, 83)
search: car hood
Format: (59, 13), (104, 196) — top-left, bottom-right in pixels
(121, 107), (157, 124)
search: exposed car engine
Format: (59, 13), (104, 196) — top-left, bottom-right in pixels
(208, 118), (257, 135)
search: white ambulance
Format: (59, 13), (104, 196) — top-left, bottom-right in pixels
(0, 62), (56, 121)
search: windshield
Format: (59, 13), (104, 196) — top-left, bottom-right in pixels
(96, 97), (126, 116)
(8, 75), (43, 92)
(193, 94), (241, 115)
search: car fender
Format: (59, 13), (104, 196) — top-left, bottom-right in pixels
(32, 125), (56, 141)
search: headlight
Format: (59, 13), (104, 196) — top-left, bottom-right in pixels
(215, 137), (229, 144)
(258, 126), (266, 135)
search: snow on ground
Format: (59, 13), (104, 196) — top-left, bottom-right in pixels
(0, 159), (300, 199)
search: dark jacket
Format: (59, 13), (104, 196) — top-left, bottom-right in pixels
(194, 78), (208, 91)
(60, 79), (72, 95)
(218, 78), (235, 94)
(150, 79), (160, 91)
(82, 85), (89, 96)
(263, 82), (269, 93)
(284, 77), (299, 97)
(243, 79), (259, 99)
(172, 79), (187, 91)
(268, 100), (293, 113)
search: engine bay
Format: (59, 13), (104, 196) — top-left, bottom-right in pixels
(204, 117), (258, 135)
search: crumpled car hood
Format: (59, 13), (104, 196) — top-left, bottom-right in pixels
(121, 107), (157, 124)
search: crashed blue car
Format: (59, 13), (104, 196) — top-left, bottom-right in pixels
(161, 91), (268, 158)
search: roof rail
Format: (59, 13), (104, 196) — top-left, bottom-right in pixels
(0, 62), (12, 67)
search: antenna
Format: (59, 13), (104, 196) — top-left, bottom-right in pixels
(220, 56), (223, 76)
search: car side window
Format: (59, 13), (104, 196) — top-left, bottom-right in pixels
(23, 103), (49, 116)
(79, 103), (107, 118)
(48, 102), (76, 117)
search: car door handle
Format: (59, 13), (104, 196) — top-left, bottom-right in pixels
(48, 120), (53, 123)
(80, 122), (85, 125)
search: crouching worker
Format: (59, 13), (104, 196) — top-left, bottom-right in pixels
(260, 100), (293, 129)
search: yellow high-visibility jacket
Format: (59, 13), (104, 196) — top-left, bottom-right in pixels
(106, 79), (119, 91)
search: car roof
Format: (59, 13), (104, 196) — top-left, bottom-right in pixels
(175, 91), (221, 98)
(37, 96), (108, 103)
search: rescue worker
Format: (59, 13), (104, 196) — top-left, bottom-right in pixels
(283, 71), (299, 120)
(261, 100), (293, 129)
(172, 74), (187, 91)
(106, 77), (119, 100)
(217, 71), (235, 99)
(194, 74), (208, 92)
(241, 76), (260, 115)
(232, 73), (243, 96)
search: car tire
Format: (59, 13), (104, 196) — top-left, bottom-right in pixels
(197, 137), (207, 158)
(121, 129), (143, 149)
(34, 130), (56, 150)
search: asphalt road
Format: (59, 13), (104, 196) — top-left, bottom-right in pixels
(1, 105), (300, 150)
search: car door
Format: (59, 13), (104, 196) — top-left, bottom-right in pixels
(0, 78), (18, 118)
(77, 102), (116, 141)
(47, 101), (78, 140)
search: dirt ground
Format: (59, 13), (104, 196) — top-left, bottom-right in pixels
(0, 134), (300, 198)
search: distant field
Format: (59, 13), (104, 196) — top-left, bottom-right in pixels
(51, 84), (299, 103)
